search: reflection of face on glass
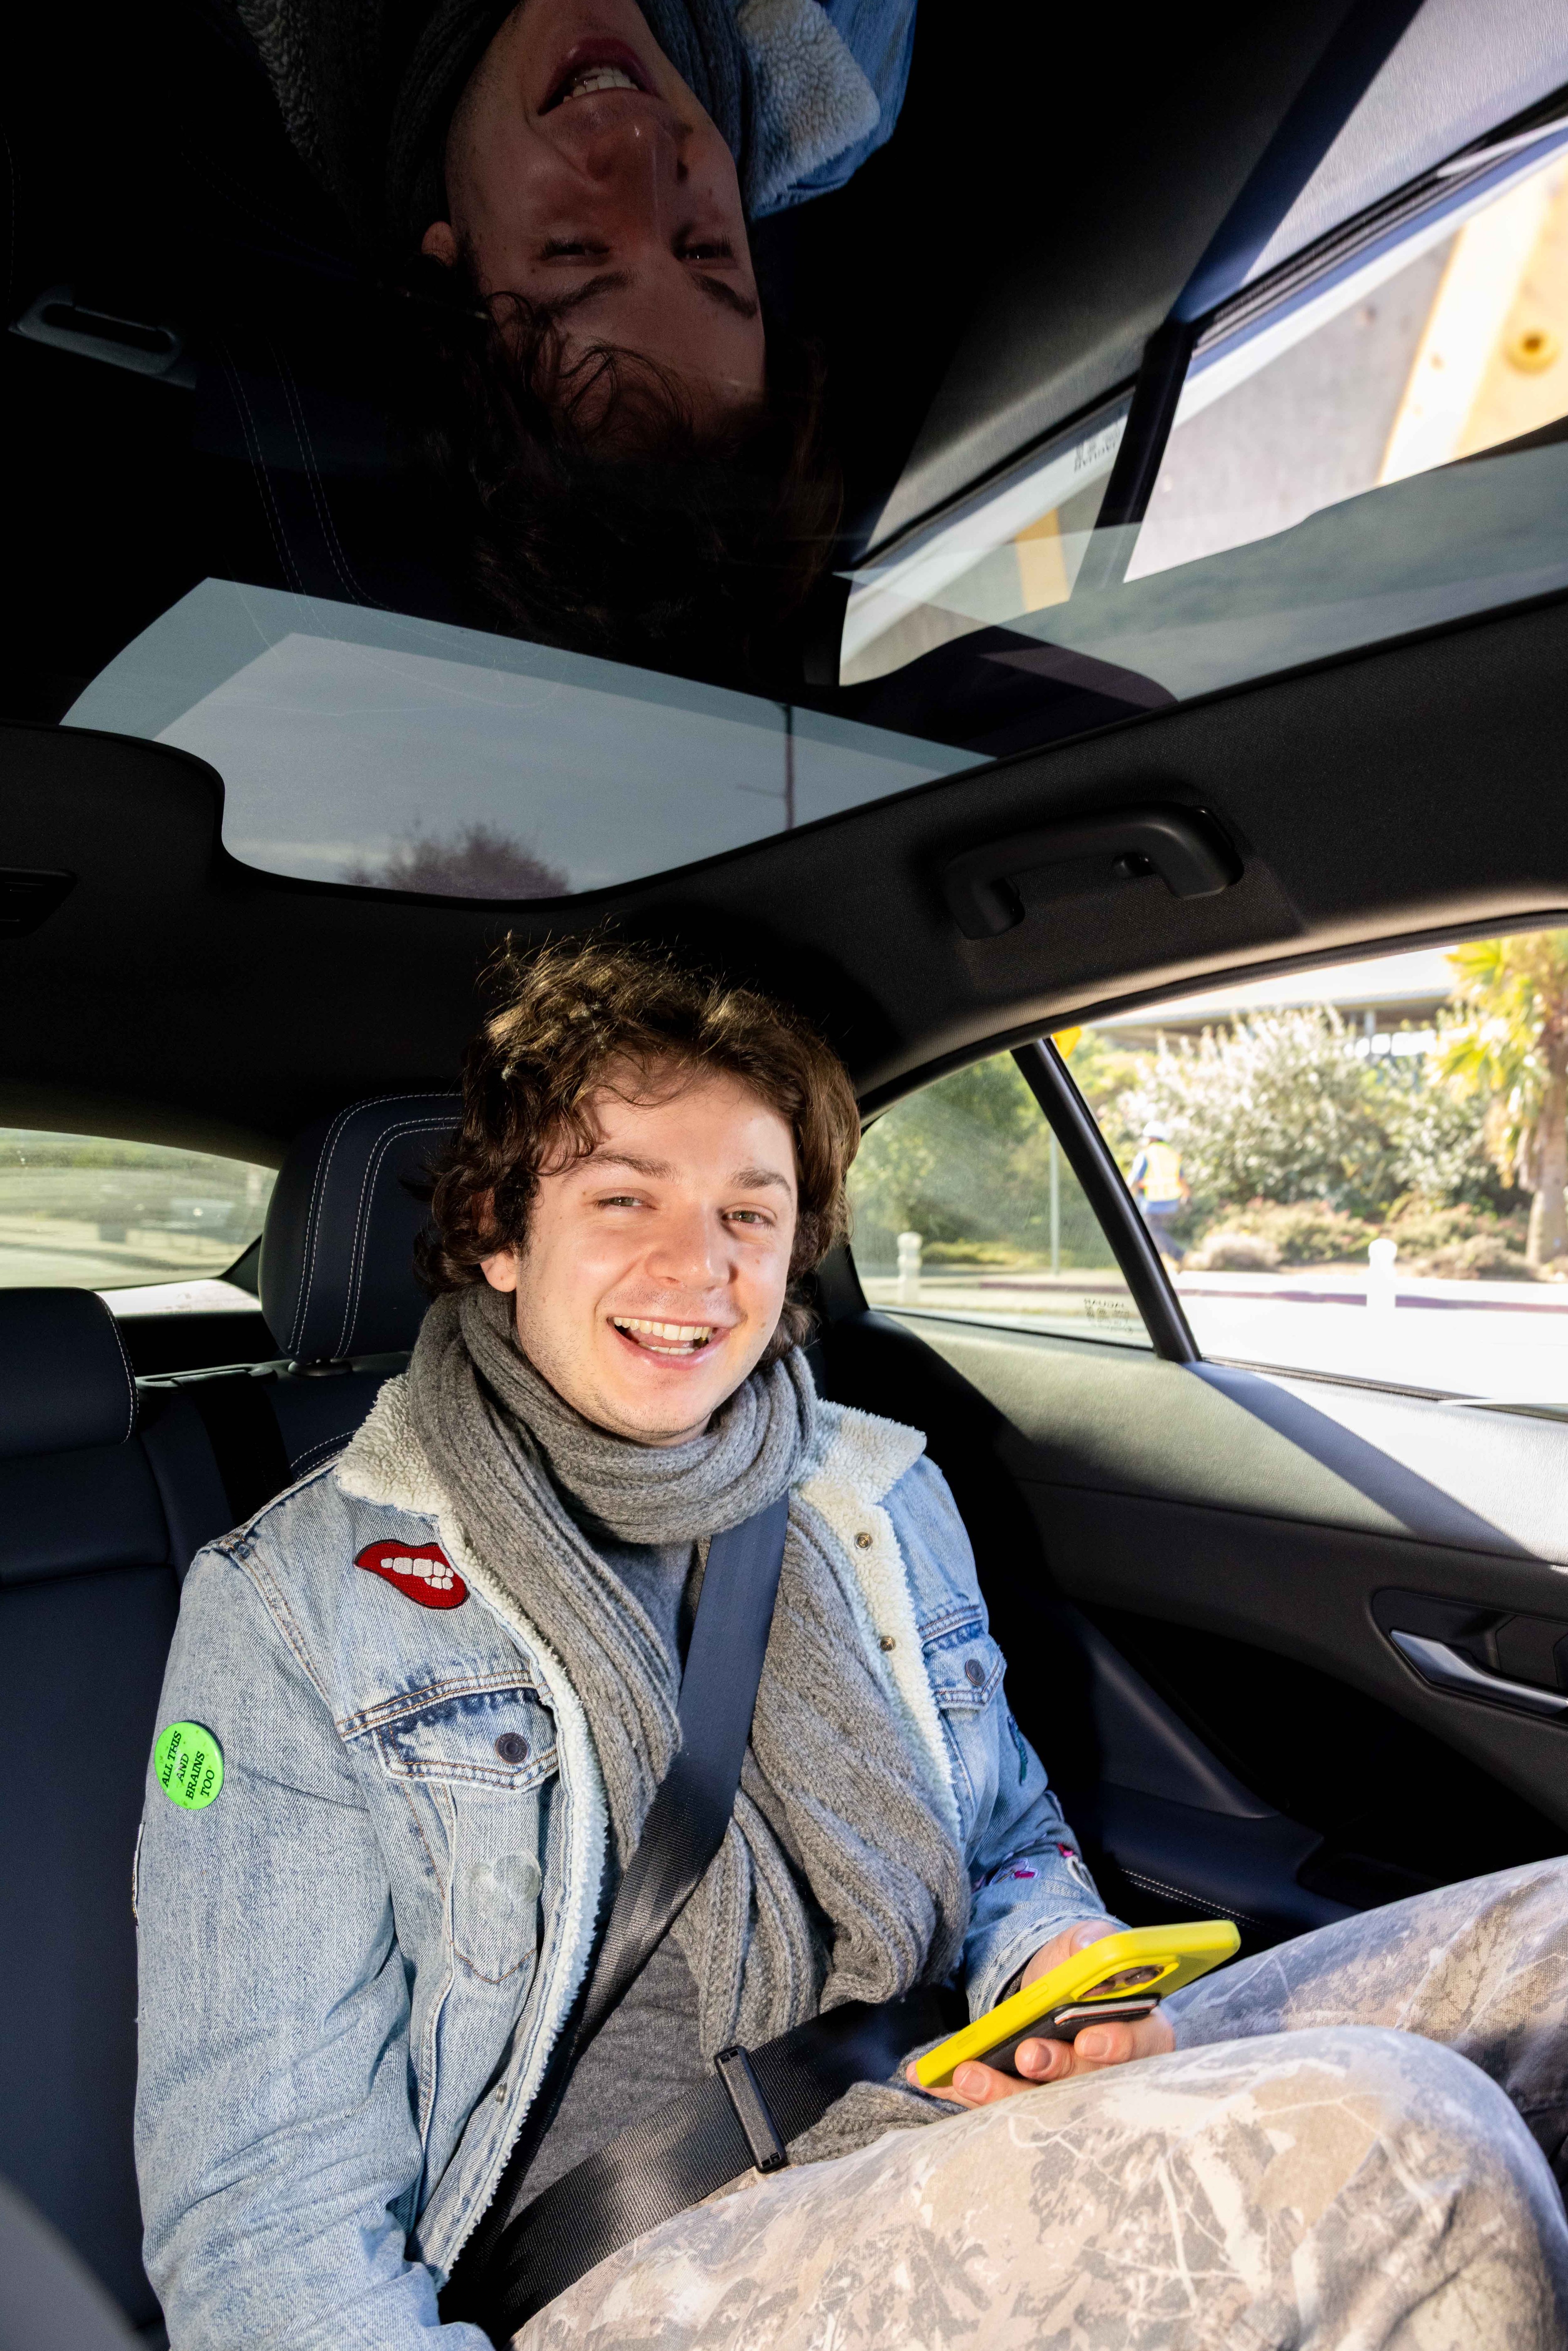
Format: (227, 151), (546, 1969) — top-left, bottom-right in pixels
(421, 0), (765, 425)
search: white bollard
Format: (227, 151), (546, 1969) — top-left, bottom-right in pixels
(896, 1230), (922, 1304)
(1367, 1235), (1397, 1311)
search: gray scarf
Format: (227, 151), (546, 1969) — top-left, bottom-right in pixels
(234, 0), (759, 245)
(405, 1284), (968, 2058)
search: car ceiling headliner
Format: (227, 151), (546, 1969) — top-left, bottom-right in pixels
(3, 588), (1566, 1164)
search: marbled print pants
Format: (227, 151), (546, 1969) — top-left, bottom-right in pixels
(514, 1859), (1568, 2349)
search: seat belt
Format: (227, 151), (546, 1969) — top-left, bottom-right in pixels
(465, 1985), (956, 2334)
(576, 1489), (792, 2053)
(442, 1491), (791, 2321)
(440, 1489), (960, 2340)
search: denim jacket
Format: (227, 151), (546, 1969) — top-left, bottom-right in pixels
(741, 0), (917, 216)
(135, 1378), (1112, 2349)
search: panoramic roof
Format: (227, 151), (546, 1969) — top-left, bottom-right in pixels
(10, 0), (1568, 900)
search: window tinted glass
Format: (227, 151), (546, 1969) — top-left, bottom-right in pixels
(1063, 932), (1568, 1403)
(839, 398), (1129, 689)
(0, 1131), (273, 1297)
(1134, 141), (1568, 581)
(846, 132), (1568, 735)
(63, 584), (980, 896)
(17, 15), (1568, 873)
(847, 1050), (1150, 1348)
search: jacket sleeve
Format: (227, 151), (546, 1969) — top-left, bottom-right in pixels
(961, 1703), (1127, 2018)
(746, 0), (918, 214)
(888, 1454), (1125, 2018)
(135, 1544), (492, 2351)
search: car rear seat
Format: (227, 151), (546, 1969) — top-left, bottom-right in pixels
(0, 1291), (228, 2338)
(165, 1095), (462, 1520)
(0, 1096), (459, 2337)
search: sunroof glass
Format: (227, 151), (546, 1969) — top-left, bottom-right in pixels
(63, 580), (980, 896)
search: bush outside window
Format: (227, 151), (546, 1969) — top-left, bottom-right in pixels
(847, 1054), (1149, 1348)
(1071, 928), (1568, 1402)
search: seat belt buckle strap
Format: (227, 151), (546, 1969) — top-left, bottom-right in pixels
(713, 2043), (790, 2174)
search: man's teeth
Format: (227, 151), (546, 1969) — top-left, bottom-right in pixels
(613, 1317), (717, 1353)
(563, 64), (640, 99)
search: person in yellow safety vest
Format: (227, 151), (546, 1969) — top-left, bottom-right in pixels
(1129, 1121), (1189, 1264)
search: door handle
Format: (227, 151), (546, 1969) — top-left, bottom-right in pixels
(941, 806), (1241, 938)
(1388, 1629), (1568, 1720)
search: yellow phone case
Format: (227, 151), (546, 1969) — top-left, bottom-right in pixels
(914, 1919), (1241, 2090)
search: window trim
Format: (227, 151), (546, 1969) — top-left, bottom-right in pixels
(1012, 1039), (1196, 1364)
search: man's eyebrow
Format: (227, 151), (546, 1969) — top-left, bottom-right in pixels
(731, 1164), (792, 1193)
(543, 269), (757, 324)
(547, 271), (634, 315)
(693, 274), (761, 322)
(582, 1149), (792, 1192)
(583, 1148), (673, 1177)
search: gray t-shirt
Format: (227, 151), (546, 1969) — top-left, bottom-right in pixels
(521, 1530), (709, 2201)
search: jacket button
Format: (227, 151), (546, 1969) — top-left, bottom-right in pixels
(855, 1531), (874, 1549)
(494, 1733), (530, 1764)
(880, 1634), (897, 1651)
(964, 1658), (987, 1688)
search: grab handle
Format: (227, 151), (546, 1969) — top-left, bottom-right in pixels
(941, 806), (1241, 938)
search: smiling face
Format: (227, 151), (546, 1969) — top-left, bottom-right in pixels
(480, 1063), (798, 1444)
(421, 0), (766, 426)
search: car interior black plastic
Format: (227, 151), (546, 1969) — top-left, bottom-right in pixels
(941, 807), (1242, 939)
(1011, 1041), (1197, 1363)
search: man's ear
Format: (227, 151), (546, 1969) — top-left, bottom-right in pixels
(421, 220), (459, 265)
(479, 1246), (521, 1293)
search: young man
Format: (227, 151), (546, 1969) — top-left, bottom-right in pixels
(240, 0), (915, 397)
(137, 937), (1568, 2348)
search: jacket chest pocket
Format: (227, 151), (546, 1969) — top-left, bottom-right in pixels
(921, 1609), (1006, 1829)
(368, 1682), (558, 1985)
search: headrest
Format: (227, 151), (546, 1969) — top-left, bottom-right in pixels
(260, 1095), (461, 1365)
(0, 1288), (138, 1460)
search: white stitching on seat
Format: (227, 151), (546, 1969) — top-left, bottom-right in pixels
(290, 1101), (358, 1355)
(96, 1297), (138, 1442)
(1120, 1869), (1270, 1932)
(337, 1114), (454, 1358)
(290, 1096), (448, 1357)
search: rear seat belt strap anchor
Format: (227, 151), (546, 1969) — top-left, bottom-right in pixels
(713, 2043), (789, 2173)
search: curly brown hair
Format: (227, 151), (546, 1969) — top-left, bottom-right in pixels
(419, 936), (862, 1355)
(393, 249), (842, 694)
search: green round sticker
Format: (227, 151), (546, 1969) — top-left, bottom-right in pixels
(154, 1722), (223, 1811)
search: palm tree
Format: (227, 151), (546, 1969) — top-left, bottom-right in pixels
(1441, 932), (1568, 1266)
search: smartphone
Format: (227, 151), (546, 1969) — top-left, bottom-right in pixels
(913, 1919), (1241, 2090)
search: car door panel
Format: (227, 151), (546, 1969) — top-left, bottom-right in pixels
(816, 1298), (1567, 1950)
(893, 1312), (1568, 1814)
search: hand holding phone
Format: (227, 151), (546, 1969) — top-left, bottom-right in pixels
(913, 1920), (1240, 2093)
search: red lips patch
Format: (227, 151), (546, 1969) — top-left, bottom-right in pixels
(356, 1540), (468, 1610)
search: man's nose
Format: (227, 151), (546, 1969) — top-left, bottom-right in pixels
(576, 106), (686, 192)
(645, 1205), (726, 1288)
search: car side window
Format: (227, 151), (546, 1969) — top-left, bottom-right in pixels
(847, 1050), (1152, 1348)
(1059, 927), (1568, 1405)
(0, 1128), (274, 1310)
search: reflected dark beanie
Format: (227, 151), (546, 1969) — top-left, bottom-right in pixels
(233, 0), (756, 247)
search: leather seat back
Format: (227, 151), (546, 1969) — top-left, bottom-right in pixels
(0, 1103), (460, 2330)
(259, 1093), (461, 1368)
(0, 1290), (232, 2329)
